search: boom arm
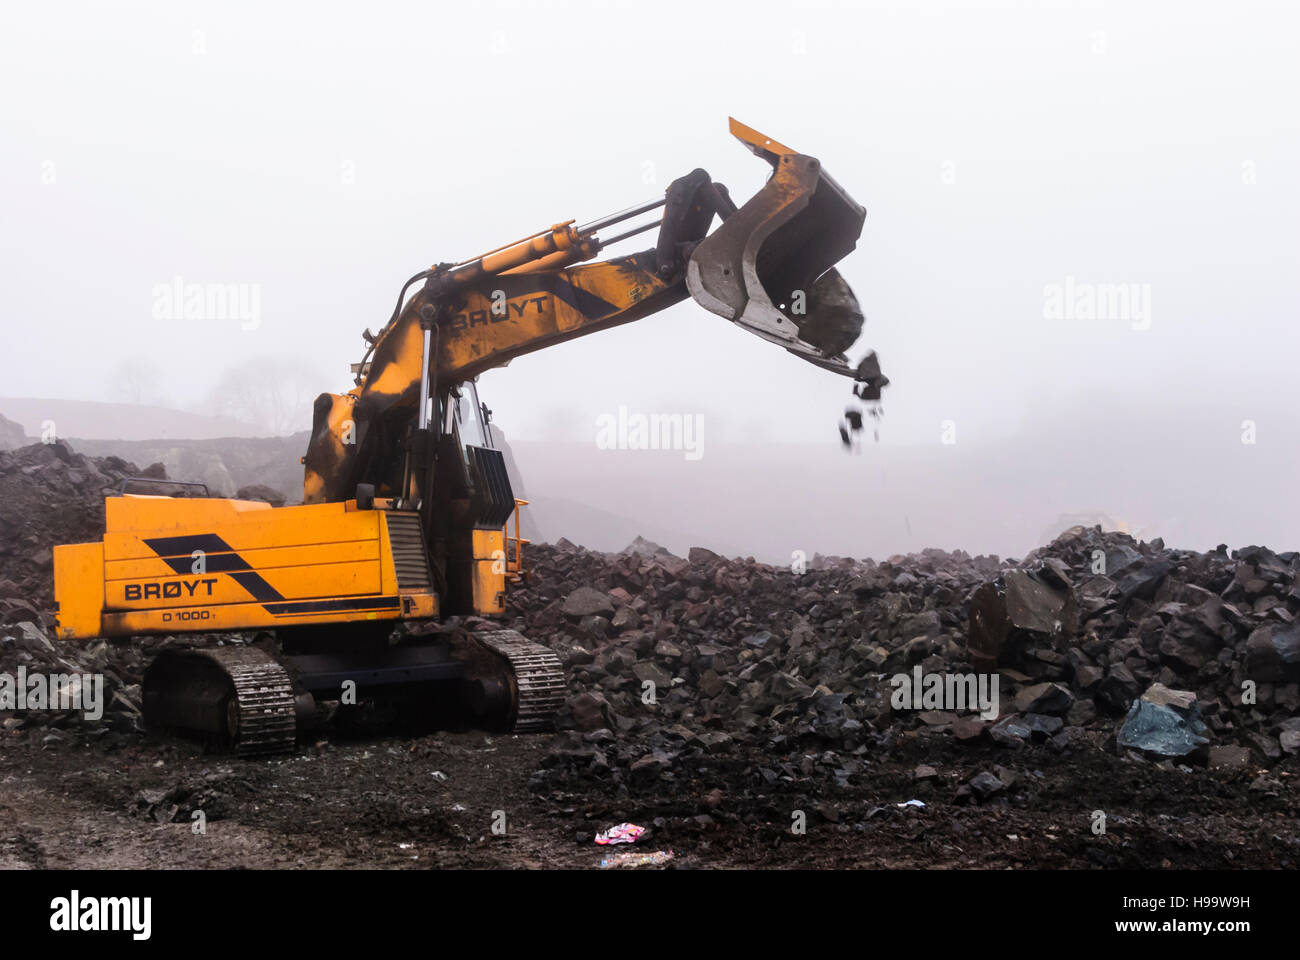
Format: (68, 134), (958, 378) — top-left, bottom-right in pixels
(303, 119), (885, 507)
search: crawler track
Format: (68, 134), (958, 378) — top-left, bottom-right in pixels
(143, 645), (296, 757)
(471, 628), (566, 733)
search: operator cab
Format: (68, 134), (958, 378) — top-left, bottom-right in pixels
(447, 381), (494, 457)
(427, 380), (522, 616)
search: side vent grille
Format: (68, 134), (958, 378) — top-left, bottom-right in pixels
(385, 512), (433, 592)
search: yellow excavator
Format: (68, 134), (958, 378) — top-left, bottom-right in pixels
(52, 119), (888, 756)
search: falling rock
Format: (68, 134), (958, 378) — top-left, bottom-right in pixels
(562, 587), (615, 619)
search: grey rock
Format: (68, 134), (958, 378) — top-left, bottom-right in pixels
(632, 661), (673, 690)
(1244, 623), (1300, 682)
(562, 587), (615, 619)
(969, 770), (1004, 798)
(1116, 700), (1209, 759)
(1116, 560), (1174, 602)
(1014, 682), (1073, 716)
(1096, 664), (1141, 714)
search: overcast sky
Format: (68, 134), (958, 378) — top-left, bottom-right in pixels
(2, 0), (1297, 551)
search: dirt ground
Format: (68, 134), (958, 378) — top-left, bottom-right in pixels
(1, 725), (1294, 870)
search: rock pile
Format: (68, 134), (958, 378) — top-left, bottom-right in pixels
(0, 441), (165, 615)
(0, 618), (155, 741)
(0, 441), (175, 744)
(513, 526), (1300, 796)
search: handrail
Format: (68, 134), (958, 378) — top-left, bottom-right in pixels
(506, 498), (530, 578)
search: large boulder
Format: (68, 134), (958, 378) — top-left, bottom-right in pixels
(969, 568), (1078, 669)
(1116, 684), (1209, 759)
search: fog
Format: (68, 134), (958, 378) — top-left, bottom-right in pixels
(2, 0), (1297, 558)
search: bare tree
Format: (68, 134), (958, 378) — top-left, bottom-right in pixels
(110, 356), (162, 406)
(206, 355), (321, 436)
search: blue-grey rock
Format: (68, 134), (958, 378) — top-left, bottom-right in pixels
(1116, 700), (1209, 758)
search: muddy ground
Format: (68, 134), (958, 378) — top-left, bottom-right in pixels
(1, 723), (1294, 870)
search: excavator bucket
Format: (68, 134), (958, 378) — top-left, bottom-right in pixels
(687, 118), (868, 376)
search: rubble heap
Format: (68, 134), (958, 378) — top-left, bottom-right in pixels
(0, 441), (163, 616)
(515, 530), (1299, 796)
(0, 442), (168, 739)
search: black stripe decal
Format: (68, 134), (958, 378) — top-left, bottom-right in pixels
(230, 571), (286, 602)
(261, 596), (400, 616)
(143, 534), (233, 556)
(142, 532), (284, 601)
(549, 276), (620, 319)
(143, 532), (393, 613)
(497, 274), (620, 320)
